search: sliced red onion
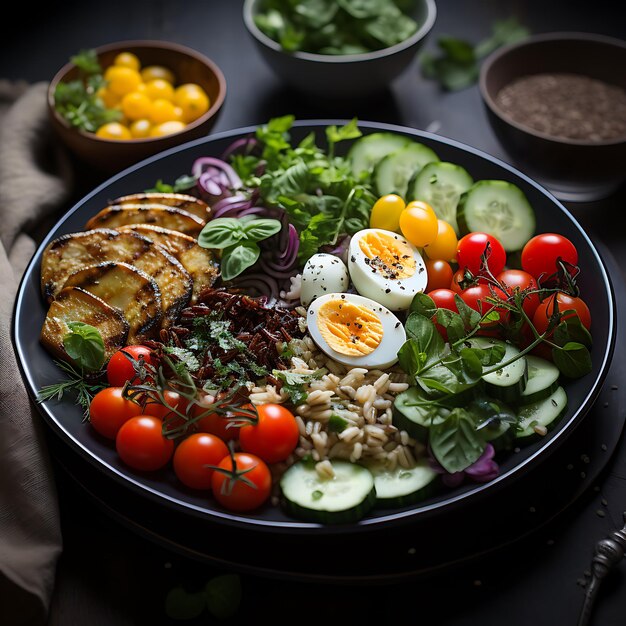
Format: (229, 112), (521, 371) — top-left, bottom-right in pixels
(192, 157), (243, 188)
(221, 136), (259, 161)
(230, 273), (280, 303)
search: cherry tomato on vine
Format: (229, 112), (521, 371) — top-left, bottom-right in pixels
(89, 386), (142, 439)
(496, 269), (541, 318)
(521, 233), (578, 279)
(456, 232), (506, 276)
(460, 284), (509, 326)
(211, 452), (272, 512)
(172, 433), (229, 490)
(107, 345), (154, 387)
(115, 416), (174, 472)
(239, 403), (299, 463)
(425, 258), (454, 292)
(192, 395), (239, 442)
(423, 219), (458, 261)
(427, 288), (459, 339)
(532, 292), (591, 335)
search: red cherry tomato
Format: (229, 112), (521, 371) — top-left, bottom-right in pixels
(172, 433), (229, 490)
(211, 452), (272, 512)
(192, 395), (239, 442)
(89, 386), (142, 439)
(532, 292), (592, 335)
(496, 269), (541, 318)
(427, 288), (459, 339)
(425, 258), (454, 292)
(239, 403), (299, 463)
(521, 233), (578, 279)
(115, 416), (174, 471)
(107, 345), (154, 387)
(456, 232), (506, 276)
(460, 284), (508, 326)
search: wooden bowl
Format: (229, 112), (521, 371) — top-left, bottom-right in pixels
(47, 40), (226, 173)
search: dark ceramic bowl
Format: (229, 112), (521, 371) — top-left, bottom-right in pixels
(13, 120), (615, 538)
(479, 32), (626, 202)
(48, 40), (226, 174)
(242, 0), (437, 98)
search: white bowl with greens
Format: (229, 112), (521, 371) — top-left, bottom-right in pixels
(243, 0), (437, 98)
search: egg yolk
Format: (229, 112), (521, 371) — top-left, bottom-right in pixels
(358, 231), (416, 280)
(316, 299), (384, 356)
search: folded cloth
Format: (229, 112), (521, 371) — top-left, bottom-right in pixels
(0, 81), (73, 626)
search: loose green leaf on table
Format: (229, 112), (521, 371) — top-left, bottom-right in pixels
(420, 17), (530, 90)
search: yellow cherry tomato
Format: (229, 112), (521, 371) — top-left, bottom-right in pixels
(121, 91), (154, 121)
(399, 205), (439, 248)
(144, 78), (175, 101)
(150, 99), (182, 124)
(423, 219), (458, 261)
(369, 194), (405, 231)
(95, 122), (132, 140)
(104, 66), (142, 96)
(129, 119), (152, 138)
(173, 83), (210, 122)
(113, 51), (141, 71)
(149, 120), (186, 137)
(405, 200), (437, 217)
(96, 87), (120, 109)
(140, 65), (176, 84)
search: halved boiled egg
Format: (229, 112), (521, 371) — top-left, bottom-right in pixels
(348, 228), (427, 311)
(306, 292), (406, 369)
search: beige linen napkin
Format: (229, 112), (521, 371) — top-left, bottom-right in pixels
(0, 81), (73, 626)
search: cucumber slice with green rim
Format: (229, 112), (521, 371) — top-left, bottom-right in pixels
(519, 355), (561, 405)
(373, 143), (439, 197)
(408, 161), (473, 234)
(347, 133), (412, 177)
(457, 180), (536, 251)
(370, 459), (439, 508)
(469, 337), (528, 403)
(515, 386), (568, 440)
(280, 459), (376, 524)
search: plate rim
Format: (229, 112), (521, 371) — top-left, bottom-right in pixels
(12, 119), (617, 534)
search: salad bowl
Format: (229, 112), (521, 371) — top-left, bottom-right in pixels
(13, 119), (615, 536)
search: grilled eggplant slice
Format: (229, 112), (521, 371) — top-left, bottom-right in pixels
(41, 229), (153, 302)
(116, 224), (219, 302)
(40, 286), (129, 364)
(62, 262), (162, 343)
(84, 204), (205, 236)
(41, 228), (193, 327)
(113, 192), (210, 222)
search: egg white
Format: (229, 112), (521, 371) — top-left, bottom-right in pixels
(300, 253), (350, 307)
(348, 228), (427, 311)
(306, 292), (406, 369)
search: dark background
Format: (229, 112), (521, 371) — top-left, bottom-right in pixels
(3, 1), (626, 625)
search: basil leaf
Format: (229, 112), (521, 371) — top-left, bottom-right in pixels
(397, 339), (427, 379)
(434, 308), (466, 344)
(198, 217), (245, 249)
(63, 322), (105, 372)
(205, 574), (242, 620)
(454, 294), (481, 328)
(552, 342), (592, 379)
(410, 292), (437, 317)
(165, 587), (205, 621)
(241, 218), (282, 242)
(430, 407), (486, 473)
(220, 241), (261, 281)
(404, 313), (445, 367)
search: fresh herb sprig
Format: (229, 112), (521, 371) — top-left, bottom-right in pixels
(421, 17), (530, 91)
(53, 49), (122, 132)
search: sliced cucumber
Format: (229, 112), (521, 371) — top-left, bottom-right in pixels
(370, 459), (439, 508)
(478, 418), (514, 452)
(457, 180), (536, 251)
(347, 132), (412, 177)
(469, 337), (528, 403)
(280, 459), (376, 524)
(374, 143), (439, 197)
(516, 386), (568, 440)
(519, 355), (560, 405)
(470, 396), (516, 452)
(408, 161), (473, 234)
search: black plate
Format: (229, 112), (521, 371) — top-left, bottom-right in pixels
(13, 120), (616, 535)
